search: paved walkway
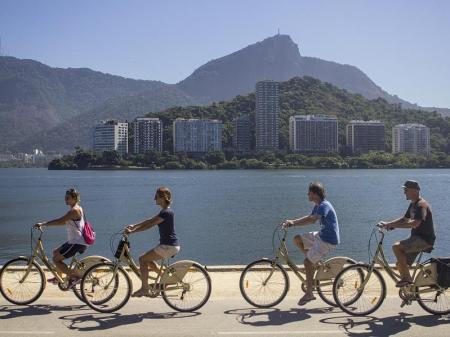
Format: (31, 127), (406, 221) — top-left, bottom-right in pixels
(1, 267), (449, 336)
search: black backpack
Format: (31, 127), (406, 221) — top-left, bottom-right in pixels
(431, 258), (450, 288)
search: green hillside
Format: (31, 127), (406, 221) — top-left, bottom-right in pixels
(147, 76), (450, 154)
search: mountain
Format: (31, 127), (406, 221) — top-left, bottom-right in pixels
(179, 34), (450, 115)
(0, 56), (173, 150)
(14, 85), (198, 152)
(2, 34), (449, 152)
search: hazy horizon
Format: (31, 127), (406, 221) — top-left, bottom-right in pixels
(1, 0), (449, 108)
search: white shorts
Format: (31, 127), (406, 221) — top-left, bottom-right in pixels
(301, 231), (336, 264)
(154, 244), (180, 259)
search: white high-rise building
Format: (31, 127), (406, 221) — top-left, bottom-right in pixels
(93, 120), (128, 155)
(132, 118), (162, 154)
(173, 119), (222, 153)
(289, 115), (338, 154)
(255, 81), (279, 152)
(346, 120), (385, 154)
(392, 123), (430, 155)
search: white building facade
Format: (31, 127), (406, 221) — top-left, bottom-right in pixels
(173, 119), (222, 153)
(255, 80), (279, 152)
(289, 115), (338, 154)
(392, 123), (430, 155)
(93, 120), (128, 155)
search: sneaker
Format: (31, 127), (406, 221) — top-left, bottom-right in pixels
(67, 277), (81, 289)
(47, 277), (58, 285)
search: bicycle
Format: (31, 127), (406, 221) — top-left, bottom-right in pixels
(80, 232), (212, 313)
(332, 224), (450, 316)
(239, 224), (357, 308)
(0, 227), (108, 305)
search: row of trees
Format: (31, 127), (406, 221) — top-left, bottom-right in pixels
(48, 147), (450, 170)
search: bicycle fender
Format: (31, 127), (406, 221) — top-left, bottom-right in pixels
(77, 255), (111, 273)
(316, 256), (358, 280)
(161, 260), (202, 284)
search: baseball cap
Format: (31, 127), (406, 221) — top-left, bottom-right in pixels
(402, 180), (420, 190)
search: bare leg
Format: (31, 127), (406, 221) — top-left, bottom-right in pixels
(393, 243), (412, 282)
(293, 235), (307, 254)
(134, 249), (162, 296)
(53, 250), (72, 277)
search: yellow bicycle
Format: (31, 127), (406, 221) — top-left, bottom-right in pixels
(0, 227), (108, 304)
(80, 232), (211, 313)
(239, 224), (357, 308)
(332, 224), (450, 316)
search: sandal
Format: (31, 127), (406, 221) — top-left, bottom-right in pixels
(47, 277), (58, 285)
(298, 295), (316, 306)
(131, 289), (150, 297)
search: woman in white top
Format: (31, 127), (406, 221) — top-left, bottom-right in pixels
(34, 189), (87, 288)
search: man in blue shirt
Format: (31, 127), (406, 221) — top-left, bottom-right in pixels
(283, 182), (340, 305)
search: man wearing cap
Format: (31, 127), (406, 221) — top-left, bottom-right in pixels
(380, 180), (436, 287)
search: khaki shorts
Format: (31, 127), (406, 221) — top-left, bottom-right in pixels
(399, 235), (433, 265)
(301, 231), (336, 264)
(154, 244), (180, 259)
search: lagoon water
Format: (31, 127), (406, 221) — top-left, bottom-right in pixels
(0, 168), (449, 265)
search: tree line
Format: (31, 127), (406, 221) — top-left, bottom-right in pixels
(48, 147), (450, 170)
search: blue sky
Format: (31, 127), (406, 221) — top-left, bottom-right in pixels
(1, 0), (449, 108)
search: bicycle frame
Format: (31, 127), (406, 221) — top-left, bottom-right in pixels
(109, 235), (186, 293)
(359, 227), (438, 297)
(21, 229), (80, 286)
(272, 228), (330, 288)
(274, 229), (307, 283)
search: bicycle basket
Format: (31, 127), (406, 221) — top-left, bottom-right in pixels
(431, 258), (450, 288)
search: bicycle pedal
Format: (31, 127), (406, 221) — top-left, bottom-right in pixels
(400, 300), (411, 308)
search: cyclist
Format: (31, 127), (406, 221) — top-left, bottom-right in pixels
(282, 181), (340, 305)
(33, 188), (87, 288)
(124, 186), (180, 297)
(380, 180), (435, 287)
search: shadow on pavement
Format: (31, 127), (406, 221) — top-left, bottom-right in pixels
(320, 312), (450, 336)
(59, 311), (201, 331)
(224, 306), (338, 326)
(0, 304), (87, 320)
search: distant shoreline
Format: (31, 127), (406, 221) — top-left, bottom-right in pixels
(45, 165), (448, 171)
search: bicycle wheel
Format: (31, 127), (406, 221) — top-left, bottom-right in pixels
(161, 262), (211, 312)
(80, 262), (132, 313)
(56, 279), (85, 303)
(239, 259), (289, 308)
(333, 263), (386, 316)
(0, 257), (45, 305)
(316, 257), (357, 307)
(417, 285), (450, 315)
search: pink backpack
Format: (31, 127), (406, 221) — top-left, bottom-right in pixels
(83, 214), (96, 245)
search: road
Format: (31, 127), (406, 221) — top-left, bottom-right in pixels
(1, 268), (449, 337)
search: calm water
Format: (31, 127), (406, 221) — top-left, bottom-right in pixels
(0, 168), (449, 265)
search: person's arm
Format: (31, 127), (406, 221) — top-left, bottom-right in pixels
(283, 213), (320, 228)
(34, 209), (81, 229)
(381, 215), (422, 229)
(125, 214), (163, 234)
(390, 202), (427, 229)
